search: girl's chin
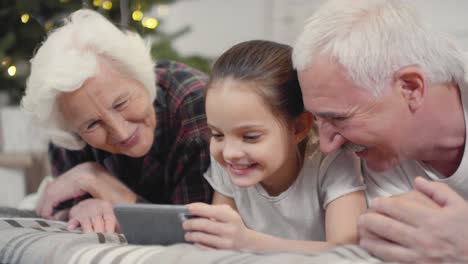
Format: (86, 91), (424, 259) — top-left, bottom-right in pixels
(230, 177), (259, 188)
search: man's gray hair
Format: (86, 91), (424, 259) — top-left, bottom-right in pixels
(292, 0), (466, 96)
(21, 9), (156, 150)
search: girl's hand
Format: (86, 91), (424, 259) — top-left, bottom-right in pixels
(67, 198), (120, 233)
(183, 203), (253, 250)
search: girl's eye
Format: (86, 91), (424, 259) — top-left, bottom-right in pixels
(243, 134), (261, 141)
(210, 132), (224, 140)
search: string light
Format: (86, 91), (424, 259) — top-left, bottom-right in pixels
(7, 66), (16, 77)
(1, 58), (11, 67)
(132, 10), (143, 21)
(44, 21), (54, 31)
(20, 14), (30, 24)
(102, 0), (112, 10)
(142, 17), (158, 29)
(93, 0), (102, 7)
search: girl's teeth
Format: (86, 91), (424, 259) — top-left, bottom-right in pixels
(232, 164), (250, 169)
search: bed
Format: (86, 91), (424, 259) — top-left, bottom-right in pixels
(0, 208), (384, 264)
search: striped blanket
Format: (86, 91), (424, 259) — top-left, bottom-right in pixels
(0, 217), (385, 264)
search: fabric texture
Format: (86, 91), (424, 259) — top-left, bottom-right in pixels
(363, 66), (468, 202)
(48, 60), (213, 205)
(0, 217), (384, 264)
(204, 146), (365, 241)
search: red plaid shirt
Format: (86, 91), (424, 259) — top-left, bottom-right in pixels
(49, 60), (213, 204)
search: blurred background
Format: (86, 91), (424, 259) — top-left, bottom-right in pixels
(0, 0), (467, 207)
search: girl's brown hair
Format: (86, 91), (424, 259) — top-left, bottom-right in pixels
(207, 40), (304, 125)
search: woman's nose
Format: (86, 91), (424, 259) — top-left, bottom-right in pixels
(107, 115), (130, 143)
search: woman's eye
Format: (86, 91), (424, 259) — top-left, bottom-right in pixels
(114, 99), (128, 110)
(86, 120), (100, 131)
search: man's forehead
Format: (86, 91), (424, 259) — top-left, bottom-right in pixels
(300, 81), (373, 115)
(303, 95), (349, 115)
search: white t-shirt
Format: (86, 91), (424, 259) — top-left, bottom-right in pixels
(204, 147), (365, 241)
(364, 70), (468, 201)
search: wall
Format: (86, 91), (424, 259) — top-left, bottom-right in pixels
(155, 0), (468, 58)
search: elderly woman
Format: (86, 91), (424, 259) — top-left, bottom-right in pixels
(21, 9), (212, 232)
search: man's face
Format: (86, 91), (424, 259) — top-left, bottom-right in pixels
(298, 57), (411, 172)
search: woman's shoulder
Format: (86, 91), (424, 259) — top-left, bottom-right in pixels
(154, 60), (208, 108)
(155, 60), (208, 86)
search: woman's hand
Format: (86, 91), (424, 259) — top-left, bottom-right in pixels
(182, 203), (253, 250)
(68, 198), (119, 233)
(36, 162), (137, 219)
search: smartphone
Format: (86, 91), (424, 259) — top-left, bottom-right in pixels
(113, 204), (196, 245)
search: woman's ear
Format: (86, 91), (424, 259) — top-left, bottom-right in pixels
(292, 112), (313, 144)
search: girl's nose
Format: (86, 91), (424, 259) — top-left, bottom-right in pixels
(222, 140), (244, 161)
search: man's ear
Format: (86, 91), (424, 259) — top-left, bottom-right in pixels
(292, 112), (314, 144)
(394, 66), (425, 111)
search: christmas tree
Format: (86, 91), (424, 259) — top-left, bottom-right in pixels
(0, 0), (211, 104)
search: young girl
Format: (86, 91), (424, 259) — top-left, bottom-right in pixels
(182, 40), (367, 252)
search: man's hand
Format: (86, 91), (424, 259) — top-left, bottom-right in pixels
(183, 203), (254, 250)
(359, 177), (468, 263)
(68, 198), (119, 233)
(36, 162), (137, 219)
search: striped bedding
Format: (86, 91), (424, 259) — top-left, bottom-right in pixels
(0, 217), (384, 264)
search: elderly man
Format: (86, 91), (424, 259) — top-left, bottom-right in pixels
(293, 0), (468, 263)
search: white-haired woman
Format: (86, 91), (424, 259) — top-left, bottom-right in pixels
(22, 9), (212, 233)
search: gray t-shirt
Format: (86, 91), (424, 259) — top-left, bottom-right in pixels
(364, 65), (468, 201)
(204, 147), (365, 241)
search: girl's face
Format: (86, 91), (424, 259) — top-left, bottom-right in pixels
(206, 79), (300, 193)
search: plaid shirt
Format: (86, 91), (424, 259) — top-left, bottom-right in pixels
(49, 60), (213, 204)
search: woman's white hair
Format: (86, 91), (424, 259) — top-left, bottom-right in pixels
(21, 9), (156, 150)
(292, 0), (466, 96)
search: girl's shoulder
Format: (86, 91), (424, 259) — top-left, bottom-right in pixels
(304, 142), (339, 163)
(304, 143), (358, 172)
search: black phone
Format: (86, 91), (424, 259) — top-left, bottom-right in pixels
(113, 204), (198, 245)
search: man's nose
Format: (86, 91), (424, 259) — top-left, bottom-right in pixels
(316, 117), (347, 153)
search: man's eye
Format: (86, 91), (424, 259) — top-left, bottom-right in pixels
(333, 117), (346, 121)
(329, 116), (348, 123)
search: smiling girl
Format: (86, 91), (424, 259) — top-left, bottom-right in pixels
(182, 40), (367, 252)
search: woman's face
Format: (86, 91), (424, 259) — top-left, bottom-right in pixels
(58, 61), (156, 157)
